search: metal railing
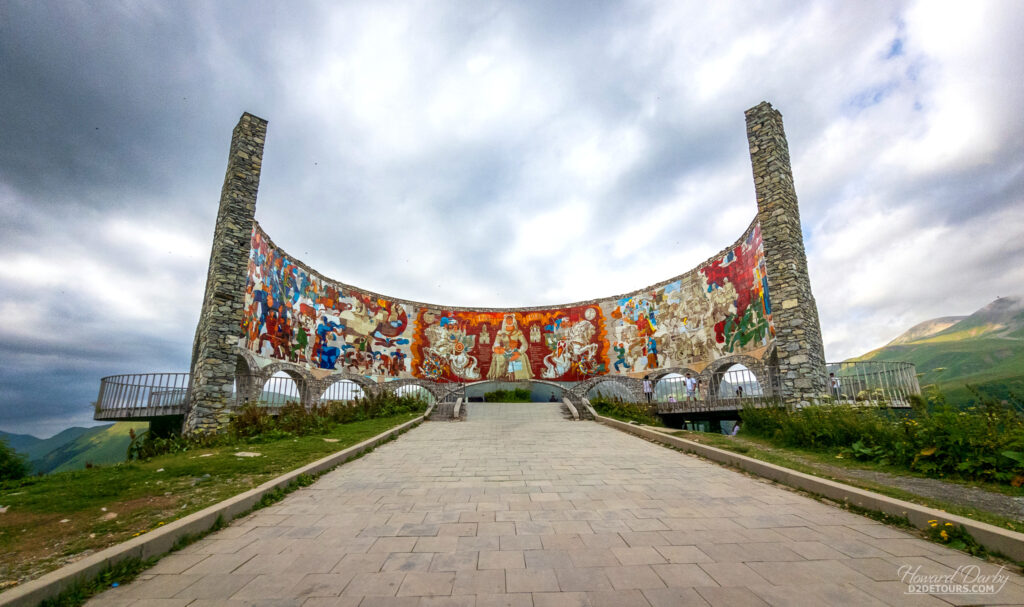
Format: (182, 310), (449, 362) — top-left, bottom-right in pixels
(95, 373), (191, 419)
(96, 360), (921, 420)
(826, 360), (920, 407)
(252, 373), (303, 407)
(321, 379), (367, 403)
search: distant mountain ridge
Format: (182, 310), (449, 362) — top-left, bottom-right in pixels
(886, 316), (966, 345)
(0, 422), (147, 474)
(854, 296), (1024, 404)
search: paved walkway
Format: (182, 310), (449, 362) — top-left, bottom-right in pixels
(91, 404), (1024, 606)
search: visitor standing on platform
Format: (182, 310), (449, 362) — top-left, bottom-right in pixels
(684, 373), (697, 401)
(643, 375), (652, 403)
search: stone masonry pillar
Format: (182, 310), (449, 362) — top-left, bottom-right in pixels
(184, 113), (267, 433)
(745, 102), (827, 405)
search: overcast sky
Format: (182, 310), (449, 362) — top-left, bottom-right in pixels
(2, 1), (1022, 437)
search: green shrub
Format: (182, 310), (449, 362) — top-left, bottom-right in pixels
(482, 388), (531, 402)
(740, 387), (1024, 484)
(127, 392), (428, 461)
(0, 436), (30, 481)
(589, 396), (664, 427)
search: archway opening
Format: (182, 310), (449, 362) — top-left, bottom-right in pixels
(586, 381), (633, 402)
(321, 379), (366, 403)
(465, 381), (563, 403)
(654, 372), (685, 402)
(395, 384), (436, 404)
(259, 371), (302, 406)
(716, 363), (762, 398)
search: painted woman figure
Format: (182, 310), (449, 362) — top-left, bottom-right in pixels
(491, 314), (533, 380)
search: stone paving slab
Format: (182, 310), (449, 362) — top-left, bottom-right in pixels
(89, 403), (1024, 606)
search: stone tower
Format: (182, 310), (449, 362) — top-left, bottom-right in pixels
(184, 113), (267, 434)
(745, 101), (827, 405)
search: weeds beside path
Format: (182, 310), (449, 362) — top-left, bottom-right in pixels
(0, 413), (420, 589)
(666, 428), (1024, 533)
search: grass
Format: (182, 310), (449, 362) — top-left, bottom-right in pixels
(589, 397), (664, 427)
(665, 428), (1024, 533)
(0, 414), (419, 588)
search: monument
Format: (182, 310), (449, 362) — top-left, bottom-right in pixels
(178, 102), (828, 433)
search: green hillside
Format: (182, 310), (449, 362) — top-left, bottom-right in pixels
(22, 427), (99, 462)
(856, 296), (1024, 405)
(0, 430), (42, 454)
(31, 422), (149, 474)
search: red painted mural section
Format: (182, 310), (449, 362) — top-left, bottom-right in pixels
(411, 307), (609, 383)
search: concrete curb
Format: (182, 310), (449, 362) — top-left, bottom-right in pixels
(562, 398), (579, 420)
(594, 414), (1024, 562)
(0, 414), (426, 607)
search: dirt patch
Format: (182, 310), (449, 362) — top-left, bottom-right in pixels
(0, 494), (182, 586)
(816, 462), (1024, 522)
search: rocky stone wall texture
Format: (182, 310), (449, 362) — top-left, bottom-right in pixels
(745, 101), (828, 405)
(184, 113), (267, 434)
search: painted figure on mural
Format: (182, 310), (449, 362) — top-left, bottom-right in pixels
(491, 314), (532, 380)
(613, 342), (631, 372)
(541, 319), (602, 379)
(423, 317), (480, 380)
(243, 222), (775, 385)
(645, 336), (659, 370)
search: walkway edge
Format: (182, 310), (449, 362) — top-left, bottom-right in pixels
(0, 414), (427, 607)
(593, 414), (1024, 562)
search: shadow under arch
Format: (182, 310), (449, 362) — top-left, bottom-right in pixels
(462, 379), (568, 403)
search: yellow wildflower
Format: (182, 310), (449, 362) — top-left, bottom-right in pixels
(928, 520), (937, 527)
(940, 530), (949, 541)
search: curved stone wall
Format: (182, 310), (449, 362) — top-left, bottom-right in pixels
(183, 103), (827, 433)
(240, 219), (774, 383)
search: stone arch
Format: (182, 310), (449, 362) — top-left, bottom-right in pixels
(382, 378), (451, 402)
(235, 348), (261, 375)
(233, 353), (261, 404)
(646, 367), (699, 381)
(705, 354), (769, 399)
(569, 375), (642, 403)
(256, 362), (315, 406)
(319, 372), (378, 402)
(645, 366), (701, 401)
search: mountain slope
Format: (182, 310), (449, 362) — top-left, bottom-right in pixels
(856, 296), (1024, 404)
(23, 426), (101, 462)
(887, 316), (966, 345)
(0, 430), (42, 454)
(30, 422), (149, 474)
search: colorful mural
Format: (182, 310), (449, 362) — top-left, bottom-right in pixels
(411, 308), (608, 383)
(240, 222), (774, 381)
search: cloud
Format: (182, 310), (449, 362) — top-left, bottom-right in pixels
(1, 0), (1022, 435)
